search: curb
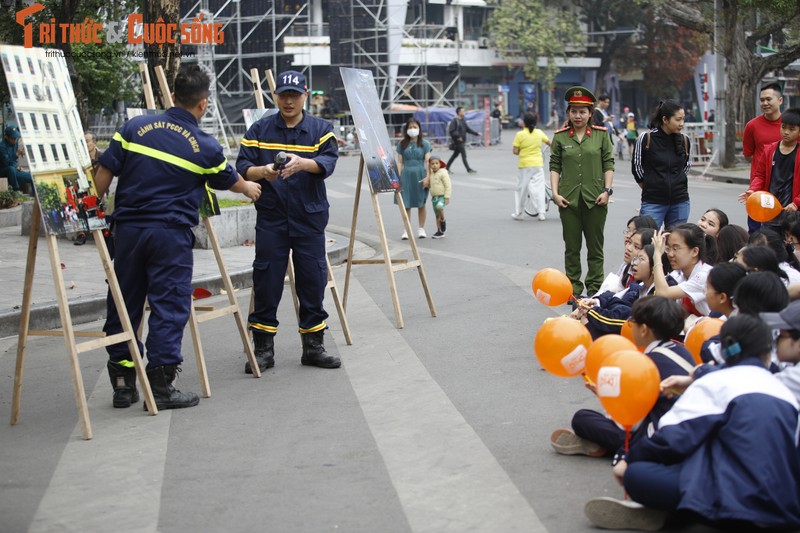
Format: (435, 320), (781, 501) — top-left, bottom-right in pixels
(689, 169), (749, 186)
(0, 237), (353, 340)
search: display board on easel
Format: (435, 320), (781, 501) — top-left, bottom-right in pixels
(1, 44), (157, 439)
(339, 67), (436, 329)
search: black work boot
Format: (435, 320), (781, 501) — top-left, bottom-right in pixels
(107, 360), (140, 408)
(300, 331), (341, 368)
(245, 332), (275, 374)
(143, 364), (199, 410)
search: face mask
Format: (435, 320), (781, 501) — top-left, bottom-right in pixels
(407, 128), (419, 138)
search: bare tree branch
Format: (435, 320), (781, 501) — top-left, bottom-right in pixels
(755, 42), (800, 79)
(746, 14), (800, 47)
(656, 2), (712, 34)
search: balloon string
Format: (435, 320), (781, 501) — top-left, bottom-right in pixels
(623, 428), (631, 500)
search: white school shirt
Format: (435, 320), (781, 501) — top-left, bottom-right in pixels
(668, 261), (713, 316)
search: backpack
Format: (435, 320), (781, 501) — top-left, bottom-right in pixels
(644, 131), (690, 159)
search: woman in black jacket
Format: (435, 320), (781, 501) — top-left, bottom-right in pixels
(632, 100), (692, 229)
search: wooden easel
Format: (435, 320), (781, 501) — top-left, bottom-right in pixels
(244, 68), (352, 345)
(11, 199), (158, 440)
(142, 65), (262, 386)
(342, 157), (436, 329)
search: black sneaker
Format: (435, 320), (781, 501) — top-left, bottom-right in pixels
(432, 231), (446, 239)
(467, 169), (477, 174)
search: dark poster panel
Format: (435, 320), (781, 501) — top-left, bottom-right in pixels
(340, 67), (401, 193)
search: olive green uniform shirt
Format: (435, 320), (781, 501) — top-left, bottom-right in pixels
(549, 125), (615, 208)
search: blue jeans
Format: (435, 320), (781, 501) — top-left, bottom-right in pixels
(640, 200), (690, 230)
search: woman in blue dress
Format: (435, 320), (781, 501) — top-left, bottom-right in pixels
(395, 118), (431, 239)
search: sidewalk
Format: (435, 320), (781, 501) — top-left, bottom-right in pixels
(0, 225), (362, 339)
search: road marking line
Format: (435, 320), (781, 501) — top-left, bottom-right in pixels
(343, 277), (548, 532)
(29, 374), (168, 533)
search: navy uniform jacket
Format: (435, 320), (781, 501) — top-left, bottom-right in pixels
(100, 107), (237, 227)
(628, 361), (800, 528)
(0, 137), (20, 169)
(236, 111), (338, 236)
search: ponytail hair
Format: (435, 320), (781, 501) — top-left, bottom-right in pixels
(719, 314), (773, 366)
(523, 113), (538, 133)
(649, 99), (686, 159)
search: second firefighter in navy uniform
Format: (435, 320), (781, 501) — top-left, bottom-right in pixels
(236, 71), (341, 373)
(95, 65), (262, 410)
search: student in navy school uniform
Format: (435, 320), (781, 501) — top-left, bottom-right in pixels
(586, 314), (800, 531)
(551, 296), (693, 458)
(95, 65), (261, 410)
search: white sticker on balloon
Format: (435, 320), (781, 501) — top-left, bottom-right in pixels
(561, 344), (587, 375)
(535, 289), (551, 305)
(761, 194), (775, 209)
(596, 366), (621, 398)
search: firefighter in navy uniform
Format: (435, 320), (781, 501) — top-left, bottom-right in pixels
(236, 70), (340, 373)
(94, 65), (261, 409)
(549, 86), (615, 296)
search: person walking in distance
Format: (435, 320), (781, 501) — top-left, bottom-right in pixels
(512, 112), (551, 221)
(236, 70), (341, 374)
(446, 106), (481, 174)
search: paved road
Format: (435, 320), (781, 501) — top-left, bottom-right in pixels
(0, 142), (743, 532)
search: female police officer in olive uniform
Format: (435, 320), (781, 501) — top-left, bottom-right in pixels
(549, 87), (615, 296)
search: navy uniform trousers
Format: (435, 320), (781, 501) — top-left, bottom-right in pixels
(104, 225), (194, 368)
(249, 215), (328, 336)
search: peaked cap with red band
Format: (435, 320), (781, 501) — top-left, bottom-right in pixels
(564, 86), (596, 107)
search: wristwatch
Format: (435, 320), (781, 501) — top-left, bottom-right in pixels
(603, 187), (613, 196)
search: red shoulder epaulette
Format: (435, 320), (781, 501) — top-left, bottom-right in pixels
(591, 124), (608, 131)
(554, 126), (570, 134)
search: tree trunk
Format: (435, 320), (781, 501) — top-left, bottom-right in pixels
(144, 0), (181, 108)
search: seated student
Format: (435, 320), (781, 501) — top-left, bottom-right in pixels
(762, 300), (800, 402)
(739, 107), (800, 235)
(700, 271), (790, 368)
(614, 216), (658, 291)
(585, 313), (800, 532)
(735, 244), (790, 284)
(704, 262), (747, 319)
(749, 227), (800, 284)
(696, 208), (728, 238)
(715, 224), (749, 263)
(578, 243), (670, 339)
(698, 263), (748, 364)
(551, 296), (693, 458)
(652, 224), (714, 317)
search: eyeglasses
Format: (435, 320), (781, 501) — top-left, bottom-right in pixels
(630, 256), (645, 266)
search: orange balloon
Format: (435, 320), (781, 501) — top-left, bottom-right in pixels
(584, 334), (637, 384)
(596, 350), (661, 429)
(684, 318), (724, 365)
(534, 317), (592, 377)
(746, 191), (783, 223)
(532, 268), (573, 306)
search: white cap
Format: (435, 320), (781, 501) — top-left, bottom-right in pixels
(627, 112), (635, 118)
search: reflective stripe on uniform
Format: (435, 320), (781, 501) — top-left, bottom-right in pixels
(112, 132), (227, 175)
(249, 322), (278, 334)
(299, 321), (326, 334)
(110, 359), (136, 368)
(240, 132), (336, 153)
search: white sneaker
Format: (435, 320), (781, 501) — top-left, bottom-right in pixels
(511, 212), (525, 220)
(538, 213), (546, 221)
(584, 497), (667, 531)
(418, 228), (427, 239)
(401, 231), (408, 240)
